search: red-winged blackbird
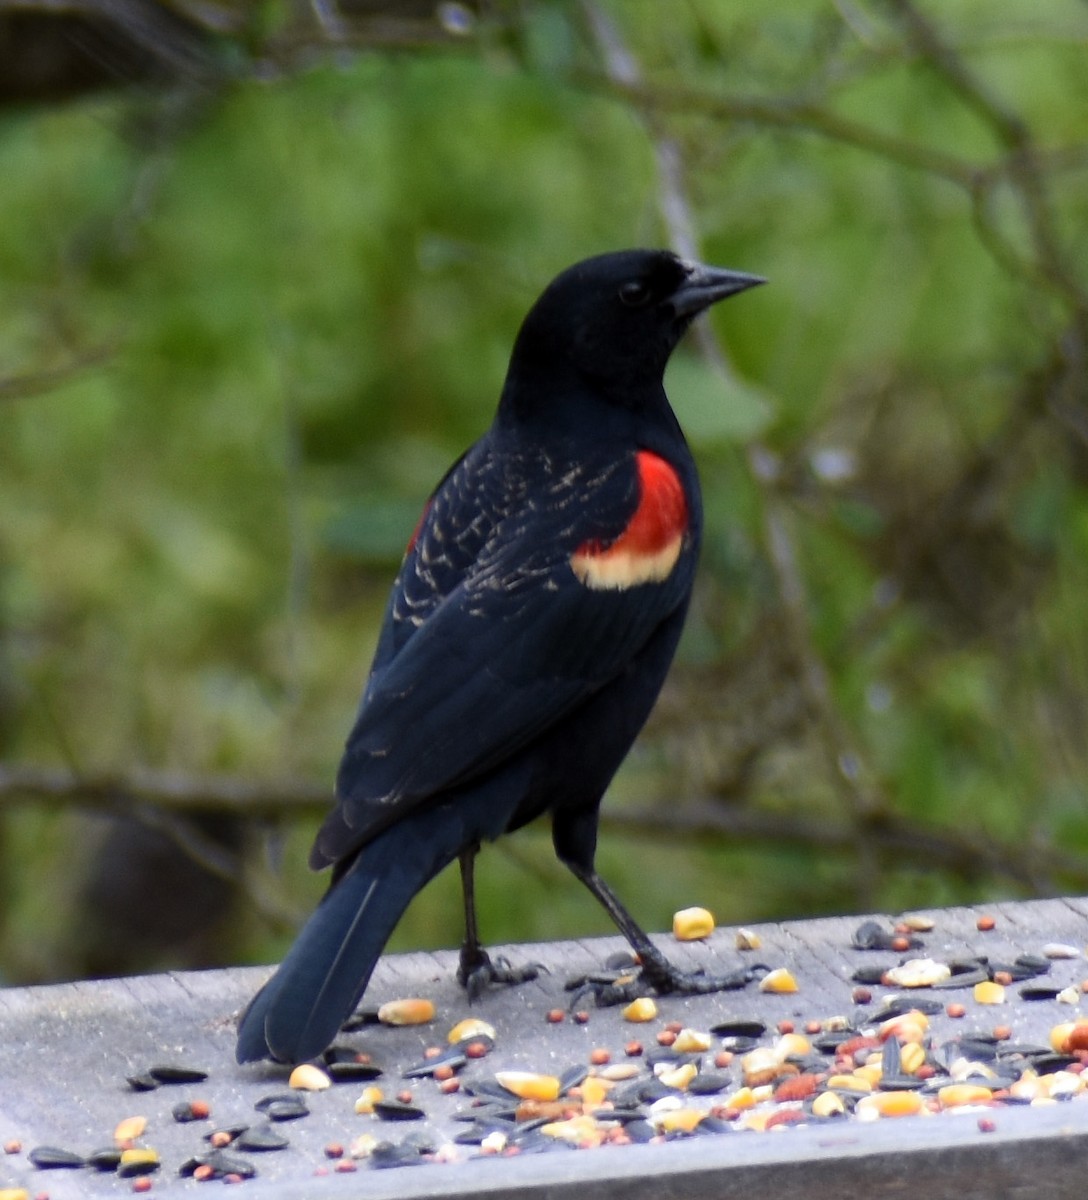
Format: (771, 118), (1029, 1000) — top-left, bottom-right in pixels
(237, 249), (763, 1064)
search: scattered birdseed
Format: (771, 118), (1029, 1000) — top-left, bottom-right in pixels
(976, 914), (997, 932)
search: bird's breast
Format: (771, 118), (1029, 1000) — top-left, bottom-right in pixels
(570, 450), (690, 591)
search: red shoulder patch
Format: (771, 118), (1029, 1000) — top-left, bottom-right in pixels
(571, 451), (689, 591)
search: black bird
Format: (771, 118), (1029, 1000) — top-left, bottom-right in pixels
(237, 249), (764, 1064)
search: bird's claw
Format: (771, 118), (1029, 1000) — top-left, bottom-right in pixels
(565, 957), (762, 1009)
(457, 948), (542, 1001)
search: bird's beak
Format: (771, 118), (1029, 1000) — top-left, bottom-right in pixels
(669, 263), (766, 319)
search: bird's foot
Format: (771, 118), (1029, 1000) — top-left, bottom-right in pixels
(566, 948), (762, 1008)
(457, 946), (542, 1002)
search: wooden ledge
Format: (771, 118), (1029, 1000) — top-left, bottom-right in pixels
(3, 896), (1088, 1198)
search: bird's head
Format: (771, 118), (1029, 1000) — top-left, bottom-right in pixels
(502, 249), (764, 413)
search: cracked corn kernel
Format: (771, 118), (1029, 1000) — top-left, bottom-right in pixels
(447, 1017), (495, 1043)
(495, 1071), (561, 1102)
(884, 958), (951, 988)
(812, 1090), (845, 1118)
(672, 1028), (712, 1053)
(540, 1115), (603, 1146)
(759, 968), (798, 994)
(900, 1042), (926, 1075)
(938, 1084), (994, 1108)
(735, 927), (762, 951)
(353, 1086), (383, 1114)
(377, 998), (436, 1026)
(654, 1108), (704, 1133)
(622, 997), (658, 1022)
(856, 1090), (925, 1119)
(113, 1116), (148, 1144)
(973, 980), (1005, 1005)
(673, 906), (715, 941)
(289, 1063), (331, 1090)
(656, 1062), (698, 1091)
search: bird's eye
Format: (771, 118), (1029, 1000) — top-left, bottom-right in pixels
(618, 279), (652, 308)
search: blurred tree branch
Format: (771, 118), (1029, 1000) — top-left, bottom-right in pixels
(1, 762), (1083, 894)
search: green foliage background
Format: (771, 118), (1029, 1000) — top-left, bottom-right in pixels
(1, 0), (1087, 983)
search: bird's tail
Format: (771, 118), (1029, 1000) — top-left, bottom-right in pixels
(235, 807), (468, 1065)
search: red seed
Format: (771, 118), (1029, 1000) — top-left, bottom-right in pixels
(665, 1021), (683, 1034)
(3, 1140), (21, 1154)
(131, 1177), (152, 1193)
(573, 1011), (590, 1025)
(189, 1099), (210, 1120)
(625, 1041), (644, 1057)
(978, 1116), (996, 1133)
(465, 1041), (489, 1058)
(546, 1009), (565, 1024)
(993, 970), (1013, 987)
(439, 1077), (460, 1095)
(805, 1020), (822, 1035)
(589, 1048), (610, 1066)
(777, 1019), (795, 1035)
(773, 1074), (818, 1102)
(992, 1024), (1012, 1041)
(396, 1090), (413, 1104)
(355, 1052), (372, 1064)
(852, 986), (872, 1005)
(193, 1164), (215, 1181)
(324, 1143), (344, 1159)
(976, 914), (996, 931)
(656, 1030), (677, 1047)
(423, 1046), (442, 1060)
(434, 1064), (454, 1081)
(890, 936), (911, 952)
(946, 1002), (967, 1019)
(335, 1160), (358, 1173)
(209, 1131), (232, 1148)
(714, 1051), (733, 1069)
(224, 1174), (245, 1185)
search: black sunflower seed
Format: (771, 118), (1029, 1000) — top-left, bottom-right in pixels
(86, 1147), (123, 1171)
(126, 1073), (159, 1092)
(118, 1155), (160, 1178)
(328, 1059), (386, 1081)
(687, 1072), (730, 1095)
(235, 1124), (289, 1152)
(709, 1019), (766, 1039)
(204, 1123), (249, 1143)
(374, 1100), (425, 1121)
(149, 1064), (208, 1084)
(370, 1140), (424, 1169)
(29, 1146), (85, 1169)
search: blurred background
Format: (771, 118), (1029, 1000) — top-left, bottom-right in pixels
(1, 0), (1086, 985)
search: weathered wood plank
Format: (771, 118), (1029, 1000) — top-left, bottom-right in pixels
(2, 896), (1088, 1198)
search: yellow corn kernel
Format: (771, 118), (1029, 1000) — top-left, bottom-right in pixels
(759, 967), (798, 994)
(673, 906), (715, 941)
(973, 980), (1005, 1005)
(354, 1086), (384, 1114)
(289, 1063), (331, 1091)
(447, 1017), (495, 1043)
(622, 996), (658, 1022)
(377, 997), (436, 1026)
(113, 1116), (148, 1145)
(812, 1090), (845, 1118)
(495, 1071), (561, 1102)
(937, 1083), (993, 1108)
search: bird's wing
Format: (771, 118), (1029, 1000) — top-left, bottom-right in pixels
(312, 442), (695, 867)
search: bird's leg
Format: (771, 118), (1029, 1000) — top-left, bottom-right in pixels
(455, 845), (540, 999)
(564, 860), (757, 1004)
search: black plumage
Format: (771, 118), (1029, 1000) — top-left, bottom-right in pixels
(237, 249), (763, 1064)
